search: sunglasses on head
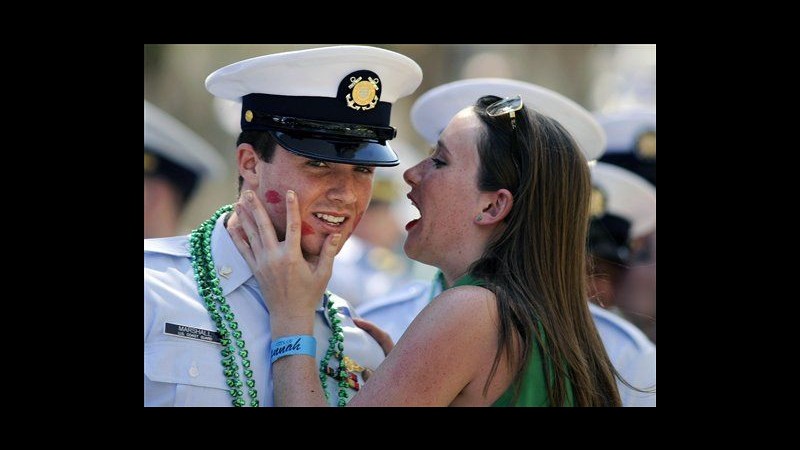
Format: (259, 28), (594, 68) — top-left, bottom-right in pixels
(486, 95), (524, 129)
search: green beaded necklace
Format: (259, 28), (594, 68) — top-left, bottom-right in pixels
(189, 204), (349, 407)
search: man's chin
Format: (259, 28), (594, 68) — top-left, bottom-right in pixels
(300, 236), (325, 258)
(301, 234), (347, 258)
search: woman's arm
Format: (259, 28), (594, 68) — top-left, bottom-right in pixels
(347, 285), (502, 406)
(232, 189), (504, 406)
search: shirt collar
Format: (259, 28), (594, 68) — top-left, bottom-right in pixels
(210, 213), (254, 296)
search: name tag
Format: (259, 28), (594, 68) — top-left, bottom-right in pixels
(164, 322), (221, 345)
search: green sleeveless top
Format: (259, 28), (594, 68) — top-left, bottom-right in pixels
(440, 271), (574, 407)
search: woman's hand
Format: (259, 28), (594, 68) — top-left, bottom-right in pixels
(230, 189), (342, 334)
(353, 317), (394, 356)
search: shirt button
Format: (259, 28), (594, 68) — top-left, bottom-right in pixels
(189, 363), (199, 377)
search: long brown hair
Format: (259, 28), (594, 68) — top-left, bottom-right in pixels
(470, 95), (621, 406)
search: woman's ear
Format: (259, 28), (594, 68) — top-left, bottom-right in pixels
(475, 189), (513, 225)
(237, 143), (259, 185)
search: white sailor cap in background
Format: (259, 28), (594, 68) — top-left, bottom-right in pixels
(205, 45), (423, 167)
(595, 109), (656, 186)
(410, 78), (606, 161)
(144, 100), (225, 199)
(590, 162), (656, 240)
(213, 97), (243, 137)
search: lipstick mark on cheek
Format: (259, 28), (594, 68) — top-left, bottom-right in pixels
(265, 190), (282, 204)
(301, 221), (314, 235)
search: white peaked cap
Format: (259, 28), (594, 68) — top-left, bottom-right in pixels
(144, 100), (225, 181)
(204, 45), (423, 167)
(590, 162), (656, 238)
(595, 109), (656, 154)
(411, 78), (606, 161)
(206, 45), (422, 103)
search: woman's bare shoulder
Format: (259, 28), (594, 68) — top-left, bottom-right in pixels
(427, 285), (497, 319)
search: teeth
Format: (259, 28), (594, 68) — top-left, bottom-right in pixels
(410, 201), (421, 217)
(314, 213), (345, 224)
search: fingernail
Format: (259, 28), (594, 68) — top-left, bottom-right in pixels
(331, 233), (341, 247)
(244, 191), (254, 202)
(235, 202), (242, 214)
(287, 190), (295, 202)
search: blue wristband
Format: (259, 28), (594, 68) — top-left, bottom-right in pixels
(270, 335), (317, 364)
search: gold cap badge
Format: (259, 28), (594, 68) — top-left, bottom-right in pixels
(589, 186), (606, 218)
(346, 75), (380, 111)
(636, 130), (656, 161)
(144, 153), (158, 173)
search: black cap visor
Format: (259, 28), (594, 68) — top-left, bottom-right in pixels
(271, 130), (399, 167)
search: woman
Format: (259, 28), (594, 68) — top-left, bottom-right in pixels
(233, 95), (621, 406)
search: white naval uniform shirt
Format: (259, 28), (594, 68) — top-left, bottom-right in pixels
(356, 279), (435, 345)
(144, 214), (385, 407)
(359, 276), (656, 407)
(588, 302), (656, 407)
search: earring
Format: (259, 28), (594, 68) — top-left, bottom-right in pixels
(476, 213), (483, 222)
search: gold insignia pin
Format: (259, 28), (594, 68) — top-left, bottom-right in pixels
(589, 187), (606, 218)
(636, 130), (656, 161)
(346, 76), (380, 111)
(219, 266), (233, 279)
(244, 110), (254, 123)
(342, 356), (365, 373)
(144, 153), (157, 173)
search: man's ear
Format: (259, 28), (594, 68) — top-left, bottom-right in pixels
(237, 143), (259, 185)
(475, 188), (513, 225)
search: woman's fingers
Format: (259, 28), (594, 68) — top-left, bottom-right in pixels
(314, 232), (341, 280)
(236, 199), (264, 257)
(352, 317), (394, 356)
(283, 190), (302, 253)
(242, 190), (279, 251)
(229, 215), (257, 269)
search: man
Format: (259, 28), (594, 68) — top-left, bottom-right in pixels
(587, 161), (657, 406)
(145, 46), (423, 406)
(595, 109), (657, 344)
(144, 100), (225, 238)
(357, 78), (655, 406)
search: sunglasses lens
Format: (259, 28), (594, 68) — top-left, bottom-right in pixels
(486, 95), (523, 117)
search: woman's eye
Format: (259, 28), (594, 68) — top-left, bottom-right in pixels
(431, 157), (446, 168)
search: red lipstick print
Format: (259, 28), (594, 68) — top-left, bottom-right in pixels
(265, 190), (282, 204)
(301, 221), (314, 235)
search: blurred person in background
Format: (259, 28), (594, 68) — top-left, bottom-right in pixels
(587, 161), (656, 405)
(595, 109), (656, 343)
(597, 109), (655, 187)
(144, 46), (423, 407)
(144, 100), (225, 238)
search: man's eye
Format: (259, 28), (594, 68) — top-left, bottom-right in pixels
(308, 161), (329, 168)
(355, 166), (374, 174)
